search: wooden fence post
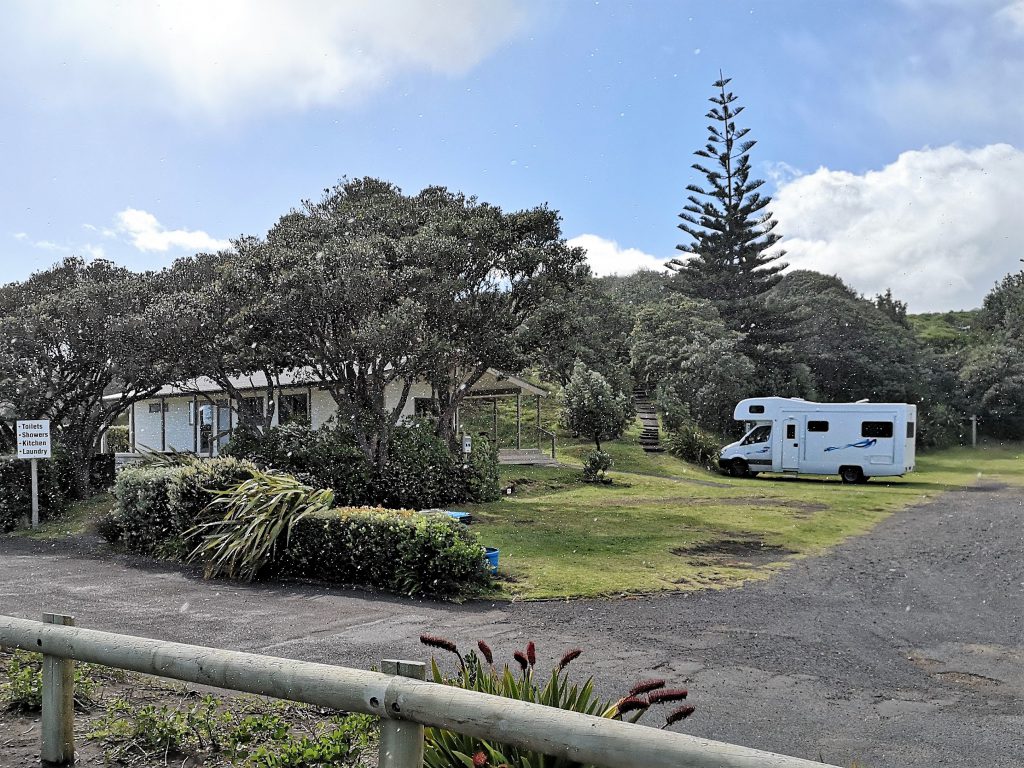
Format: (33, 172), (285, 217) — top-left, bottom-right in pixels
(379, 659), (426, 768)
(41, 613), (75, 766)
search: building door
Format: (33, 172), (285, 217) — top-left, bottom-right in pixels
(782, 419), (800, 471)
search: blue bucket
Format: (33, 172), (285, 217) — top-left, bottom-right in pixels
(483, 546), (499, 575)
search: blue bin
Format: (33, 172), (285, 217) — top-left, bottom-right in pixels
(483, 546), (499, 575)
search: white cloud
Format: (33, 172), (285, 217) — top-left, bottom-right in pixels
(567, 234), (669, 277)
(115, 209), (231, 253)
(996, 0), (1024, 33)
(771, 143), (1024, 312)
(7, 0), (528, 118)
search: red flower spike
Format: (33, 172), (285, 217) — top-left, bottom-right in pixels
(628, 678), (666, 697)
(513, 651), (529, 672)
(617, 696), (650, 715)
(419, 634), (459, 656)
(665, 705), (696, 726)
(648, 688), (688, 704)
(526, 641), (537, 667)
(557, 648), (582, 671)
(477, 640), (494, 665)
(472, 751), (489, 768)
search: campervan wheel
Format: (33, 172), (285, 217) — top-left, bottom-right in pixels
(728, 459), (750, 478)
(839, 466), (865, 484)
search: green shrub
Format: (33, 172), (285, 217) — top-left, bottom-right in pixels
(2, 650), (97, 711)
(112, 457), (255, 557)
(225, 420), (500, 510)
(581, 449), (613, 483)
(223, 423), (373, 506)
(0, 445), (73, 532)
(664, 422), (723, 471)
(187, 470), (336, 582)
(104, 425), (130, 454)
(461, 435), (501, 503)
(420, 636), (696, 768)
(377, 421), (465, 509)
(275, 507), (492, 600)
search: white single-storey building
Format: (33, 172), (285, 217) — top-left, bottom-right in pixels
(116, 368), (555, 464)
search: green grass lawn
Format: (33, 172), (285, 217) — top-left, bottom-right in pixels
(467, 437), (1024, 600)
(9, 492), (113, 540)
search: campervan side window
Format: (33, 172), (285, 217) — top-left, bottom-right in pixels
(907, 421), (916, 438)
(748, 405), (765, 414)
(807, 420), (829, 432)
(741, 425), (771, 445)
(862, 421), (894, 438)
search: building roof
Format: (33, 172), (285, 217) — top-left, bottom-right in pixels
(104, 367), (547, 401)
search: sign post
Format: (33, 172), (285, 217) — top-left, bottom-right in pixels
(16, 420), (51, 529)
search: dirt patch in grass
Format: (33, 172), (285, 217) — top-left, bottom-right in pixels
(671, 537), (796, 566)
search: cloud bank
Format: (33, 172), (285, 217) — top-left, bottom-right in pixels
(567, 234), (668, 277)
(7, 0), (528, 118)
(115, 209), (231, 253)
(772, 143), (1024, 312)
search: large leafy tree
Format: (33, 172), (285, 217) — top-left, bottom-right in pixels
(0, 258), (182, 496)
(630, 295), (754, 434)
(260, 178), (586, 468)
(771, 271), (923, 403)
(154, 243), (303, 431)
(667, 75), (786, 318)
(530, 277), (633, 395)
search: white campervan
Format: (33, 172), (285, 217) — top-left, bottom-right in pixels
(718, 397), (917, 483)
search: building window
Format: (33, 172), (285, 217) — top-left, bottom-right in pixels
(148, 402), (167, 414)
(807, 420), (829, 432)
(862, 421), (894, 438)
(279, 393), (309, 424)
(239, 396), (265, 421)
(414, 397), (439, 418)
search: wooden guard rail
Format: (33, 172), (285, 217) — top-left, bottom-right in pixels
(0, 614), (837, 768)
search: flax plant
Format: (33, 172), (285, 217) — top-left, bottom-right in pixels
(419, 636), (694, 768)
(185, 470), (335, 582)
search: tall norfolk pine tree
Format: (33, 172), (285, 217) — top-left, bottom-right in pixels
(668, 76), (786, 329)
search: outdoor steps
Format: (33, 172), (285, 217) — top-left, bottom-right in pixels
(633, 390), (665, 453)
(498, 448), (559, 466)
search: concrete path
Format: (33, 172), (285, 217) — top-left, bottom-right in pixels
(1, 484), (1021, 767)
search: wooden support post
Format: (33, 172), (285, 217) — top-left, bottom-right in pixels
(160, 397), (167, 452)
(379, 660), (425, 768)
(30, 459), (39, 529)
(535, 396), (541, 448)
(41, 613), (75, 766)
(516, 393), (522, 450)
(492, 398), (498, 445)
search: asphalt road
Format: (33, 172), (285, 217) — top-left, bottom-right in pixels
(1, 483), (1021, 767)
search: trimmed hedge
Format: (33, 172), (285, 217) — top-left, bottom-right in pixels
(272, 507), (492, 599)
(110, 457), (256, 557)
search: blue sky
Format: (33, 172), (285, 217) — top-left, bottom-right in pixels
(1, 0), (1022, 311)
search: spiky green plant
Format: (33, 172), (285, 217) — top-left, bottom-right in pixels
(419, 636), (694, 768)
(185, 470), (335, 582)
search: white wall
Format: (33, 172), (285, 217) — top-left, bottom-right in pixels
(165, 397), (196, 451)
(133, 401), (163, 452)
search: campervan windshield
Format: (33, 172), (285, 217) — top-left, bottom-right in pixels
(741, 425), (771, 445)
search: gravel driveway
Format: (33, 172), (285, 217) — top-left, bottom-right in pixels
(1, 484), (1021, 767)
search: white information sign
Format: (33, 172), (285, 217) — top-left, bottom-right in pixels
(462, 434), (473, 454)
(16, 419), (51, 459)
